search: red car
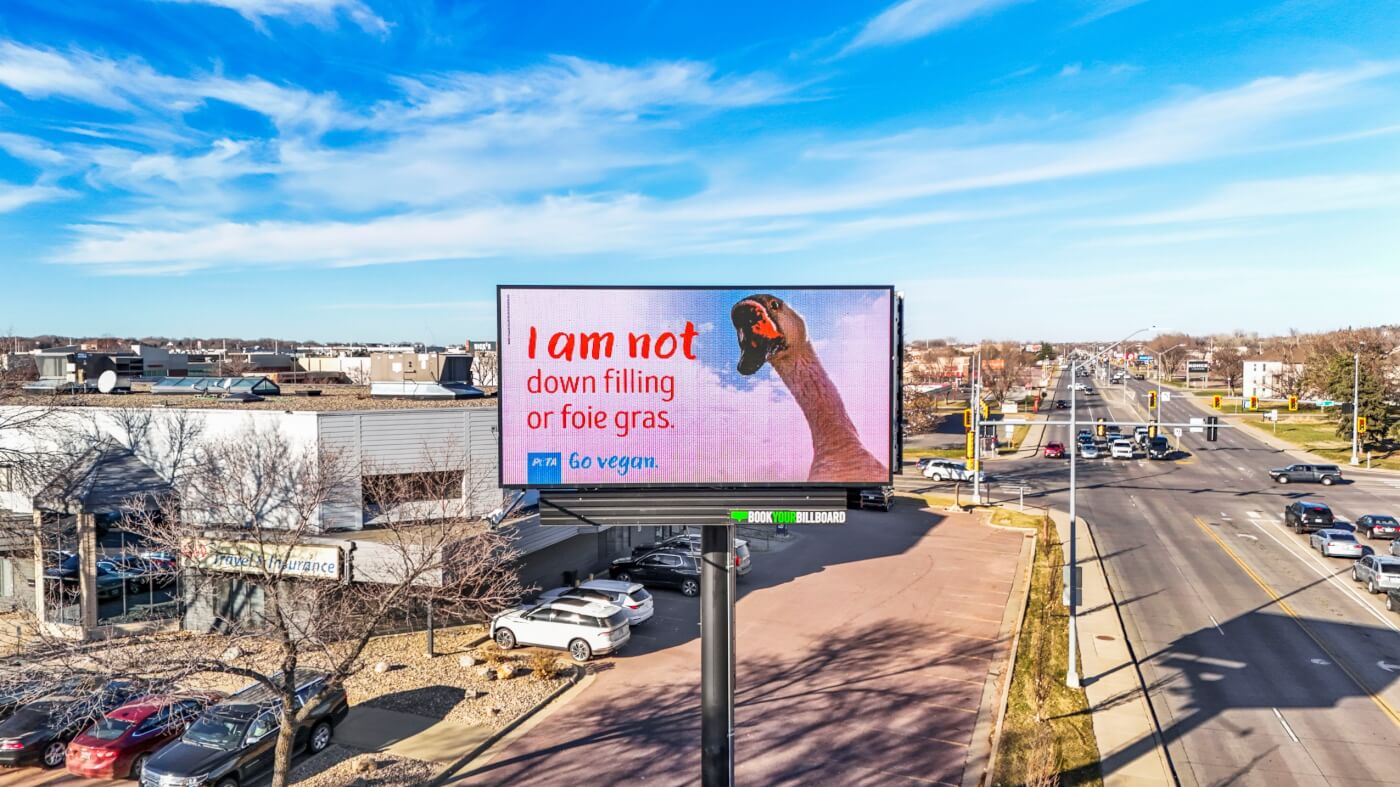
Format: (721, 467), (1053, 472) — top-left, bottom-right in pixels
(66, 693), (222, 780)
(1043, 442), (1066, 458)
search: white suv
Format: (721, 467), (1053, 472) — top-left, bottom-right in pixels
(538, 580), (655, 626)
(491, 597), (631, 662)
(1110, 439), (1134, 459)
(922, 460), (986, 483)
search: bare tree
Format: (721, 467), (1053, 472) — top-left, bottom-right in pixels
(1212, 347), (1243, 393)
(981, 342), (1031, 403)
(5, 426), (523, 787)
(473, 350), (499, 388)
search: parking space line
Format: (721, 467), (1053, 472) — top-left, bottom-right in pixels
(1190, 515), (1400, 728)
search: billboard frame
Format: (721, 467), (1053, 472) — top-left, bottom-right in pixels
(496, 284), (900, 490)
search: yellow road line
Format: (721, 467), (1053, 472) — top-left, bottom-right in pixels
(1190, 515), (1400, 728)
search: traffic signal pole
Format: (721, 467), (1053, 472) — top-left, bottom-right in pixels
(700, 526), (736, 786)
(1067, 356), (1080, 689)
(1351, 350), (1361, 466)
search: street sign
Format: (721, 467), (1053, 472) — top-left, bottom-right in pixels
(1187, 360), (1209, 373)
(1138, 354), (1153, 363)
(1190, 417), (1205, 434)
(1173, 427), (1183, 437)
(1266, 410), (1278, 422)
(1162, 391), (1172, 403)
(1318, 400), (1336, 407)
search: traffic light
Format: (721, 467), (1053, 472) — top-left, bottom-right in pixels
(963, 408), (972, 430)
(965, 432), (976, 459)
(1206, 415), (1219, 442)
(1148, 424), (1158, 439)
(1148, 390), (1157, 410)
(1212, 394), (1222, 410)
(1249, 395), (1258, 410)
(1358, 416), (1368, 434)
(967, 458), (980, 472)
(981, 402), (990, 419)
(1288, 395), (1298, 412)
(1095, 418), (1106, 438)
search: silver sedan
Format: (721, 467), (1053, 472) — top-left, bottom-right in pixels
(1311, 529), (1366, 558)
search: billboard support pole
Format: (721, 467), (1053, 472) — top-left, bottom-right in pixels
(701, 524), (736, 787)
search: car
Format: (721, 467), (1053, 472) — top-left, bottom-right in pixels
(1359, 515), (1400, 540)
(921, 460), (985, 484)
(1269, 463), (1344, 486)
(1054, 400), (1068, 409)
(1070, 382), (1087, 391)
(1109, 440), (1134, 459)
(1147, 436), (1171, 460)
(1285, 501), (1334, 534)
(1133, 374), (1146, 380)
(66, 693), (223, 780)
(1352, 555), (1400, 594)
(609, 550), (702, 596)
(1105, 424), (1123, 437)
(0, 681), (149, 769)
(141, 672), (348, 787)
(1043, 442), (1066, 459)
(1133, 426), (1150, 445)
(1076, 430), (1094, 443)
(491, 597), (630, 662)
(1079, 442), (1100, 459)
(631, 533), (754, 575)
(1310, 529), (1365, 558)
(858, 486), (894, 511)
(1082, 386), (1095, 395)
(538, 580), (655, 626)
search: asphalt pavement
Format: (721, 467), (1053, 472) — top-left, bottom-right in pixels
(938, 368), (1400, 786)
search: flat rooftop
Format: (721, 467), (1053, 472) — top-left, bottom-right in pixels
(3, 384), (499, 412)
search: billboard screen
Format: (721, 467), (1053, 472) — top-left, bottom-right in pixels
(498, 286), (896, 488)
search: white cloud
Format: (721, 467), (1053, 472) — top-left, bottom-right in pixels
(1098, 173), (1400, 226)
(0, 42), (135, 109)
(1075, 0), (1148, 26)
(0, 132), (64, 165)
(0, 183), (70, 213)
(845, 0), (1025, 53)
(154, 0), (389, 35)
(1058, 63), (1083, 77)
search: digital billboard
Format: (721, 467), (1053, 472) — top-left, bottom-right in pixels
(498, 286), (896, 488)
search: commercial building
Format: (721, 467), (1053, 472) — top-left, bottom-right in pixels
(0, 390), (656, 639)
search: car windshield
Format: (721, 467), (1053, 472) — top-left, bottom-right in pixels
(629, 588), (651, 602)
(86, 715), (136, 740)
(604, 610), (630, 628)
(1375, 517), (1399, 525)
(10, 703), (60, 728)
(1383, 565), (1400, 574)
(1330, 534), (1357, 543)
(183, 714), (248, 749)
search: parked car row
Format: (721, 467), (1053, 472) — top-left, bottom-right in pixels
(41, 550), (177, 600)
(0, 670), (346, 785)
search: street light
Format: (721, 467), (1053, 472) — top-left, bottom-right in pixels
(1351, 343), (1365, 465)
(1154, 343), (1187, 428)
(1066, 325), (1152, 689)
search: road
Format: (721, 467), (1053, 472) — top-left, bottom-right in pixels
(444, 501), (1028, 786)
(923, 368), (1400, 786)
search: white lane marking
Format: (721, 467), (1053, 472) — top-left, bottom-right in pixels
(1273, 708), (1301, 743)
(1209, 614), (1224, 636)
(1311, 658), (1332, 666)
(1249, 520), (1400, 634)
(1237, 533), (1259, 541)
(1379, 661), (1400, 673)
(1247, 511), (1260, 519)
(1237, 466), (1249, 473)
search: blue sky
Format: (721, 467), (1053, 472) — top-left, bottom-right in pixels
(1, 0), (1398, 343)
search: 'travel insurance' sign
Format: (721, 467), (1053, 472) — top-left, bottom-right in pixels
(185, 540), (343, 580)
(498, 286), (896, 488)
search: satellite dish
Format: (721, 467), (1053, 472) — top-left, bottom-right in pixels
(97, 370), (118, 394)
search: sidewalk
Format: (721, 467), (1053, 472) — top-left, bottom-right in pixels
(1048, 508), (1174, 787)
(335, 706), (493, 765)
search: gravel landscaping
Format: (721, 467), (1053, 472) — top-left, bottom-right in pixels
(291, 744), (436, 786)
(186, 625), (575, 732)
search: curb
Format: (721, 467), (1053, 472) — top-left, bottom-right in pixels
(427, 663), (585, 786)
(963, 521), (1037, 787)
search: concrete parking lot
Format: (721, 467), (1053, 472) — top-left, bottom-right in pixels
(445, 497), (1032, 786)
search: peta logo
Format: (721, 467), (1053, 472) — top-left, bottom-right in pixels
(527, 452), (562, 484)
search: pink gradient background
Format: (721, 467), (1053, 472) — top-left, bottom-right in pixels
(499, 287), (893, 486)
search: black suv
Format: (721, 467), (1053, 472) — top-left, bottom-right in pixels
(1285, 501), (1335, 534)
(1269, 463), (1344, 486)
(0, 680), (148, 768)
(1147, 436), (1171, 460)
(609, 550), (701, 596)
(140, 671), (348, 787)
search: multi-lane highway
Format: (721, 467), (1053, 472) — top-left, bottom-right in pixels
(951, 370), (1400, 786)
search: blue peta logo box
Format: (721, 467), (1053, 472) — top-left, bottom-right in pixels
(527, 452), (562, 484)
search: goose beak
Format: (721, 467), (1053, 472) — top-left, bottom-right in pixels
(732, 298), (785, 375)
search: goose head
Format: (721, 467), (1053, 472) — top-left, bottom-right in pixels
(731, 294), (807, 376)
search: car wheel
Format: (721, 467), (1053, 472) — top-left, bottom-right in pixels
(1277, 476), (1289, 484)
(309, 721), (333, 754)
(1353, 567), (1361, 581)
(494, 628), (517, 649)
(1391, 595), (1397, 613)
(216, 779), (239, 787)
(1370, 580), (1379, 595)
(569, 638), (593, 662)
(1321, 476), (1334, 486)
(40, 740), (65, 768)
(681, 578), (700, 597)
(614, 571), (633, 583)
(130, 753), (151, 779)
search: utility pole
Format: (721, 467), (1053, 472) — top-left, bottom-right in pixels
(1067, 352), (1080, 689)
(1351, 349), (1362, 465)
(972, 349), (982, 505)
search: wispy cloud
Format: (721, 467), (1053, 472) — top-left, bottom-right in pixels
(1097, 173), (1400, 226)
(843, 0), (1025, 54)
(1074, 0), (1148, 26)
(315, 300), (494, 311)
(153, 0), (389, 35)
(0, 183), (71, 213)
